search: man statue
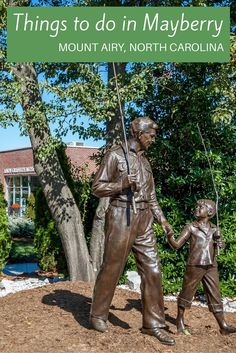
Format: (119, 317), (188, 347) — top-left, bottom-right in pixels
(89, 117), (175, 346)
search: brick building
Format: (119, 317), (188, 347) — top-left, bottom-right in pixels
(0, 143), (98, 216)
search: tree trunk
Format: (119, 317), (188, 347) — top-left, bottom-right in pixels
(89, 196), (110, 276)
(89, 63), (126, 276)
(13, 64), (94, 282)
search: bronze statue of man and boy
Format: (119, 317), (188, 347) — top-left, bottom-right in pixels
(89, 117), (236, 346)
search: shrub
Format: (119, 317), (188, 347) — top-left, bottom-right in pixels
(217, 212), (236, 297)
(25, 193), (36, 221)
(34, 188), (67, 274)
(0, 184), (12, 271)
(8, 216), (35, 238)
(9, 240), (36, 263)
(34, 221), (64, 272)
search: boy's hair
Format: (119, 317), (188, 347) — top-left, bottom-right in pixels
(197, 199), (216, 218)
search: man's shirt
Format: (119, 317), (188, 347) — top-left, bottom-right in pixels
(92, 141), (166, 223)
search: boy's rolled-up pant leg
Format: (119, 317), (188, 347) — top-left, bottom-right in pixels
(202, 266), (223, 313)
(91, 206), (136, 321)
(132, 209), (165, 329)
(178, 266), (205, 309)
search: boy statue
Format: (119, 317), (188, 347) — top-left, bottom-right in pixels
(167, 199), (236, 335)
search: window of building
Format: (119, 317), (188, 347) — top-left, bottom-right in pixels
(5, 175), (40, 216)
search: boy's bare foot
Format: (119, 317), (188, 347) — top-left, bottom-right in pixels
(176, 317), (185, 333)
(177, 320), (191, 335)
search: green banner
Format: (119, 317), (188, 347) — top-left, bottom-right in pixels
(7, 7), (230, 63)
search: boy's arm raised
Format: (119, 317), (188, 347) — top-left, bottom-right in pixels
(167, 224), (191, 250)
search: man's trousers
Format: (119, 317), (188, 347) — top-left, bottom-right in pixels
(90, 205), (166, 329)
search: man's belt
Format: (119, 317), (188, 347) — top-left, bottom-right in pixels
(110, 199), (149, 209)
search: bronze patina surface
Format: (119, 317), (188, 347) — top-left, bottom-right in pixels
(90, 117), (175, 346)
(167, 199), (236, 336)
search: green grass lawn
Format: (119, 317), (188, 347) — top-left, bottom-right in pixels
(9, 240), (37, 263)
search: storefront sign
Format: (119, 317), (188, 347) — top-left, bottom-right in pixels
(4, 167), (35, 174)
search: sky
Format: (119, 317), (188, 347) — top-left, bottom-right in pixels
(0, 122), (104, 152)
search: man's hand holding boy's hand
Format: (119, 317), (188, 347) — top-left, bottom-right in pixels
(161, 221), (174, 237)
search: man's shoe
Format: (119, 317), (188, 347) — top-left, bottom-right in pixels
(89, 317), (108, 333)
(220, 325), (236, 335)
(142, 327), (175, 346)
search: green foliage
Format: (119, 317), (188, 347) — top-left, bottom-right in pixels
(9, 240), (36, 263)
(25, 193), (36, 221)
(0, 184), (12, 272)
(35, 222), (63, 272)
(8, 216), (35, 238)
(34, 187), (67, 273)
(115, 38), (236, 296)
(128, 59), (236, 297)
(75, 165), (92, 223)
(73, 168), (98, 243)
(57, 146), (97, 241)
(217, 212), (236, 297)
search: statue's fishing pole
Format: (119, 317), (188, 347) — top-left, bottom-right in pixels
(197, 123), (220, 254)
(112, 63), (137, 214)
